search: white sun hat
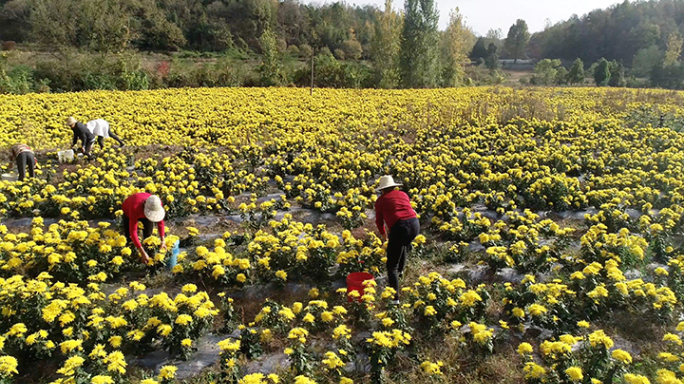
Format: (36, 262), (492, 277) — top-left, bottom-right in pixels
(376, 175), (402, 192)
(144, 195), (166, 222)
(66, 117), (77, 126)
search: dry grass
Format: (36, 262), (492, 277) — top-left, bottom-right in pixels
(385, 337), (523, 384)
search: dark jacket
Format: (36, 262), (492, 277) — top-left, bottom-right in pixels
(71, 122), (95, 147)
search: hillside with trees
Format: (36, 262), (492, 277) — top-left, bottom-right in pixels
(6, 0), (684, 92)
(530, 0), (684, 88)
(0, 0), (489, 92)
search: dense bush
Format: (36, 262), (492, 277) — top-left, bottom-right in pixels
(1, 41), (16, 51)
(293, 54), (372, 88)
(1, 52), (265, 93)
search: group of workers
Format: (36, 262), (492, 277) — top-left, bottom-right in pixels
(9, 116), (125, 181)
(111, 176), (420, 303)
(7, 118), (420, 302)
(123, 176), (420, 302)
(67, 117), (125, 157)
(123, 175), (419, 303)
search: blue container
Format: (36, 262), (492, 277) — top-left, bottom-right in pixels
(166, 240), (180, 271)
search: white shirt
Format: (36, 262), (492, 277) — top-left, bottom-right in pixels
(86, 119), (110, 138)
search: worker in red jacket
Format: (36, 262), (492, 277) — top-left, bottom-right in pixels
(122, 193), (167, 265)
(374, 175), (420, 305)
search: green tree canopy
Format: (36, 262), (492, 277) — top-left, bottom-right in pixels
(371, 0), (402, 88)
(504, 19), (530, 63)
(440, 8), (475, 87)
(594, 58), (611, 86)
(568, 58), (585, 85)
(399, 0), (440, 88)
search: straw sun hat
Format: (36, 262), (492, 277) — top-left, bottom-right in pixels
(65, 117), (77, 126)
(144, 195), (166, 222)
(376, 175), (402, 192)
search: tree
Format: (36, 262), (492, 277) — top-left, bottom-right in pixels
(555, 66), (568, 85)
(30, 0), (133, 54)
(632, 45), (663, 78)
(223, 0), (277, 51)
(504, 19), (530, 63)
(525, 1), (674, 64)
(608, 60), (625, 87)
(486, 28), (502, 42)
(295, 53), (346, 87)
(300, 44), (313, 58)
(567, 58), (585, 85)
(399, 0), (440, 88)
(485, 28), (504, 52)
(343, 39), (363, 60)
(258, 28), (287, 86)
(651, 61), (684, 89)
(470, 37), (488, 60)
(530, 58), (560, 85)
(485, 43), (499, 70)
(594, 58), (611, 86)
(440, 8), (474, 87)
(664, 31), (683, 67)
(371, 0), (402, 88)
(628, 21), (661, 51)
(277, 0), (306, 47)
(29, 0), (79, 52)
(0, 0), (32, 42)
(334, 48), (346, 60)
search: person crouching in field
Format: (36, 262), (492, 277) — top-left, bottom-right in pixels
(86, 119), (125, 149)
(66, 117), (95, 157)
(122, 193), (167, 265)
(7, 144), (36, 181)
(374, 175), (420, 305)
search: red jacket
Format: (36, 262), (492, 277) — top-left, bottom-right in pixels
(374, 190), (417, 236)
(122, 193), (165, 249)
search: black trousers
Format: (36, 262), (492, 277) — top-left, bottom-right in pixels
(96, 131), (124, 148)
(16, 152), (35, 181)
(83, 138), (95, 157)
(386, 217), (420, 300)
(122, 214), (153, 248)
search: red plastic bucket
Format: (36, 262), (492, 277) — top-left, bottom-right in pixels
(346, 272), (375, 302)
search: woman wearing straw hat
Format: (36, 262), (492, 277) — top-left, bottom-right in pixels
(122, 192), (167, 265)
(66, 117), (95, 157)
(374, 175), (420, 305)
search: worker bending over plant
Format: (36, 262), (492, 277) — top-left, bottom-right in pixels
(374, 175), (420, 305)
(122, 192), (167, 265)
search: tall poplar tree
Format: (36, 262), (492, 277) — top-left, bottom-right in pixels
(440, 8), (474, 87)
(371, 0), (402, 88)
(399, 0), (439, 88)
(664, 31), (683, 66)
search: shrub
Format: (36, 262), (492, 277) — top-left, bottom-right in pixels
(295, 54), (343, 87)
(342, 61), (372, 88)
(299, 44), (313, 58)
(334, 48), (346, 60)
(1, 41), (16, 51)
(258, 29), (288, 86)
(276, 38), (288, 54)
(530, 59), (562, 86)
(157, 61), (171, 78)
(342, 39), (363, 60)
(0, 65), (34, 94)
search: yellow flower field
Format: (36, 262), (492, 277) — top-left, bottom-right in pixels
(0, 87), (682, 383)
